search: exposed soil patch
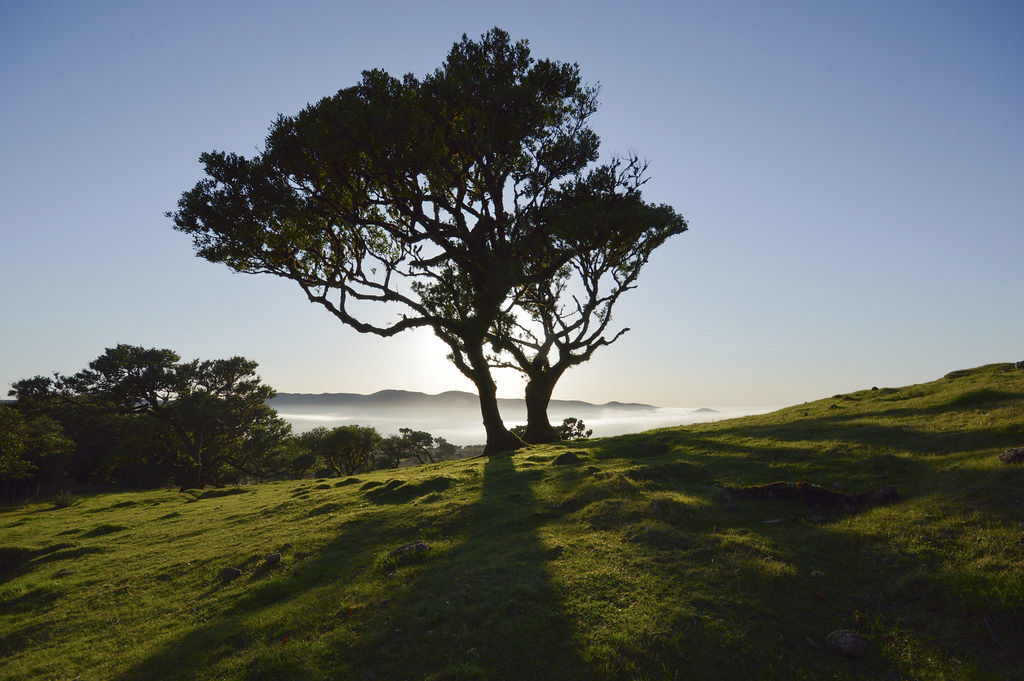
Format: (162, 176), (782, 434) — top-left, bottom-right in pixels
(720, 481), (898, 512)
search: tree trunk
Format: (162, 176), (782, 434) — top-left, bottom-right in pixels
(465, 345), (521, 455)
(522, 375), (561, 444)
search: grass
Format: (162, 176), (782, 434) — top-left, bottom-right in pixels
(1, 362), (1022, 680)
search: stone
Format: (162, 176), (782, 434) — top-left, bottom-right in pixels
(389, 540), (430, 558)
(825, 629), (866, 658)
(866, 485), (899, 504)
(220, 566), (242, 583)
(552, 451), (583, 466)
(265, 552), (282, 566)
(999, 447), (1024, 464)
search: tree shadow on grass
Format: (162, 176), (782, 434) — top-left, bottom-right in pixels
(113, 456), (588, 681)
(344, 453), (588, 680)
(584, 476), (1023, 680)
(582, 413), (1024, 525)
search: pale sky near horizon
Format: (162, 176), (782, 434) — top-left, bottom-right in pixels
(2, 1), (1022, 408)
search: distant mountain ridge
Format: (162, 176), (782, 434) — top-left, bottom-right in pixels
(269, 389), (657, 416)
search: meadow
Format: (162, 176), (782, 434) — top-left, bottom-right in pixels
(1, 363), (1021, 680)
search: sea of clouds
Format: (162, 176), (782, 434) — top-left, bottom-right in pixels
(277, 405), (778, 445)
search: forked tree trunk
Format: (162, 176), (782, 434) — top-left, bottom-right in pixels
(522, 376), (560, 444)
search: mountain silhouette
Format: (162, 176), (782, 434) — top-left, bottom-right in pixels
(269, 389), (657, 419)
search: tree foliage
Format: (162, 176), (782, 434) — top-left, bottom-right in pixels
(11, 345), (292, 488)
(0, 405), (73, 484)
(510, 416), (592, 443)
(297, 425), (382, 476)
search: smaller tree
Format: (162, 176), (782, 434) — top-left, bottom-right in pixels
(297, 425), (382, 476)
(0, 405), (73, 485)
(433, 437), (459, 461)
(323, 426), (382, 476)
(397, 428), (436, 464)
(377, 428), (437, 468)
(15, 345), (290, 487)
(378, 435), (406, 469)
(556, 417), (592, 441)
(510, 416), (592, 443)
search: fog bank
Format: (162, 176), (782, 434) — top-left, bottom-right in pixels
(277, 406), (778, 445)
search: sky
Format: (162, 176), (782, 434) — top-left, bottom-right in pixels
(2, 1), (1022, 408)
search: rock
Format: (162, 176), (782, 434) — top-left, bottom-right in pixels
(999, 447), (1024, 464)
(220, 566), (242, 583)
(389, 540), (430, 558)
(552, 451), (583, 466)
(54, 569), (76, 577)
(826, 629), (866, 658)
(265, 552), (282, 566)
(866, 485), (899, 504)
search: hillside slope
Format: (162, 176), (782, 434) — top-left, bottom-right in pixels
(2, 363), (1022, 680)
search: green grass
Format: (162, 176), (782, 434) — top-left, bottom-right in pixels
(1, 362), (1022, 680)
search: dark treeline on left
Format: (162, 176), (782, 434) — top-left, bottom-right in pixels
(0, 345), (472, 502)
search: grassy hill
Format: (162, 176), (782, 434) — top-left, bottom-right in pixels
(2, 363), (1022, 680)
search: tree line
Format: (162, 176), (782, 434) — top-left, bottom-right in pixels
(0, 346), (496, 499)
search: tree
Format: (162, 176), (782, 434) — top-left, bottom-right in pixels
(433, 436), (459, 461)
(377, 428), (437, 467)
(489, 160), (686, 442)
(170, 28), (684, 455)
(510, 416), (592, 443)
(378, 435), (406, 469)
(300, 425), (382, 476)
(556, 417), (593, 441)
(0, 405), (73, 485)
(20, 345), (291, 487)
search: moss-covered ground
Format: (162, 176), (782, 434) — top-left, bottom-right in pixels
(2, 363), (1022, 680)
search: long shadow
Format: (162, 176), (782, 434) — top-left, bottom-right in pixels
(345, 453), (589, 680)
(112, 458), (588, 680)
(625, 501), (1023, 679)
(112, 506), (406, 680)
(550, 438), (1023, 678)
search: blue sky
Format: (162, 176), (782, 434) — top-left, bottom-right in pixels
(2, 1), (1022, 406)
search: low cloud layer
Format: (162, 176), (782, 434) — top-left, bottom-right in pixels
(277, 406), (778, 445)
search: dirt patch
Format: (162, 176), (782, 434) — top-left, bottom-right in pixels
(720, 481), (898, 512)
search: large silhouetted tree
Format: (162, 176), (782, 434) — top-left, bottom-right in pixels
(170, 28), (685, 453)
